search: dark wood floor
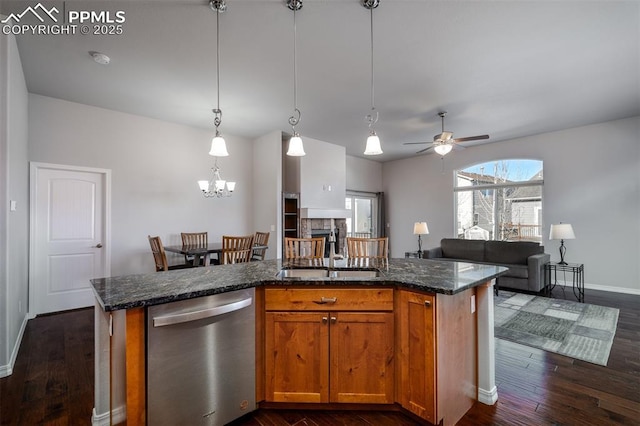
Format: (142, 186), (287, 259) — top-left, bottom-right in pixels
(1, 289), (638, 425)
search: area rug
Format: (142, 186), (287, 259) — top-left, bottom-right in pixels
(494, 291), (619, 366)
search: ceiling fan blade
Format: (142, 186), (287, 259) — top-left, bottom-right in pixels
(453, 134), (490, 143)
(403, 142), (430, 145)
(416, 146), (433, 154)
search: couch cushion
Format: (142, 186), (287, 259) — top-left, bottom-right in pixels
(441, 238), (486, 262)
(496, 263), (528, 279)
(485, 241), (543, 265)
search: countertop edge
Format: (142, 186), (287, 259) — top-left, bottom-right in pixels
(96, 269), (507, 312)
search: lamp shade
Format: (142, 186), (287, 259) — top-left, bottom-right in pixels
(209, 135), (229, 157)
(549, 223), (575, 240)
(364, 132), (383, 155)
(226, 181), (236, 192)
(197, 180), (210, 192)
(434, 143), (453, 156)
(287, 134), (305, 156)
(413, 222), (429, 235)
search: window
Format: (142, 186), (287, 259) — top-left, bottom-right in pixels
(454, 160), (543, 242)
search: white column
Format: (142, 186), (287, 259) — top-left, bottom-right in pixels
(476, 280), (498, 405)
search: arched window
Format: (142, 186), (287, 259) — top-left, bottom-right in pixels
(454, 159), (543, 242)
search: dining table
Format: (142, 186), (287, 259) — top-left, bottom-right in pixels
(164, 242), (268, 266)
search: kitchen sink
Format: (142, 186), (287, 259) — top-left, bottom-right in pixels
(329, 270), (380, 278)
(276, 269), (330, 278)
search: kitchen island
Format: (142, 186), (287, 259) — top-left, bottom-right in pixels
(91, 258), (506, 426)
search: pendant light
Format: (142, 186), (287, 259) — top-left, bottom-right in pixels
(363, 0), (383, 156)
(286, 0), (306, 156)
(208, 0), (229, 157)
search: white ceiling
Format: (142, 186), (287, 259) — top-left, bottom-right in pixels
(4, 0), (639, 162)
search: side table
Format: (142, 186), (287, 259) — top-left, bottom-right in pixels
(544, 262), (584, 302)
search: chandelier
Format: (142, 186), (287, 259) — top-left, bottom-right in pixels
(198, 159), (235, 198)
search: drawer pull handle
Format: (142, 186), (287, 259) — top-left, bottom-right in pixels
(424, 300), (432, 307)
(313, 297), (337, 305)
(330, 317), (337, 324)
(322, 317), (328, 323)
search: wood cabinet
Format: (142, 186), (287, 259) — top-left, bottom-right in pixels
(264, 287), (394, 404)
(397, 291), (437, 423)
(397, 288), (477, 426)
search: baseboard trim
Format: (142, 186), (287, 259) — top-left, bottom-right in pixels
(0, 314), (28, 378)
(584, 283), (640, 295)
(477, 385), (498, 405)
(550, 279), (640, 296)
(92, 405), (126, 426)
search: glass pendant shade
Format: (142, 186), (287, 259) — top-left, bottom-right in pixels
(198, 180), (210, 192)
(287, 133), (305, 156)
(209, 134), (229, 157)
(226, 181), (236, 192)
(214, 179), (226, 191)
(364, 131), (383, 155)
(434, 143), (453, 156)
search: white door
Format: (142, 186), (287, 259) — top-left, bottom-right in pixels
(30, 163), (110, 316)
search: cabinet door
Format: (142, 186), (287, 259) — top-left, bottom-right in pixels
(265, 312), (329, 403)
(398, 291), (436, 423)
(330, 312), (394, 404)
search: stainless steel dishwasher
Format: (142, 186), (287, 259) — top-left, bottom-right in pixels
(147, 288), (256, 426)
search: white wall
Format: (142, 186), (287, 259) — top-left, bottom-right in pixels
(299, 136), (346, 210)
(28, 94), (254, 276)
(0, 29), (29, 378)
(252, 131), (282, 260)
(383, 116), (640, 293)
(346, 155), (383, 192)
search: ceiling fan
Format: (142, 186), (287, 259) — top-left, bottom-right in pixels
(403, 111), (489, 156)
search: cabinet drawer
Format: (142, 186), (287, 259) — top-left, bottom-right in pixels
(265, 287), (393, 311)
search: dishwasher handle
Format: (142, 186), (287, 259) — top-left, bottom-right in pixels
(152, 297), (253, 327)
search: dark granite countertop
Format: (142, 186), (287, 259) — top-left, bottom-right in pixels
(90, 258), (507, 312)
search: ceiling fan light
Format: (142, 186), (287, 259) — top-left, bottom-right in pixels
(434, 143), (453, 156)
(364, 131), (383, 155)
(287, 133), (306, 156)
(209, 134), (229, 157)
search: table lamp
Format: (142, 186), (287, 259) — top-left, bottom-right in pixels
(413, 222), (429, 258)
(549, 223), (575, 265)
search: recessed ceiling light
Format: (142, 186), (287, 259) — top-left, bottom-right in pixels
(89, 51), (110, 65)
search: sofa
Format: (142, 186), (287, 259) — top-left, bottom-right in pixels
(423, 238), (550, 293)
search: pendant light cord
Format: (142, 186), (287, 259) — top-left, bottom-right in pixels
(293, 7), (297, 113)
(289, 6), (301, 128)
(366, 4), (378, 127)
(213, 7), (222, 129)
(370, 7), (375, 113)
(216, 10), (220, 113)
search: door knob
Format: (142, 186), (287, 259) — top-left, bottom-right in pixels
(95, 243), (103, 248)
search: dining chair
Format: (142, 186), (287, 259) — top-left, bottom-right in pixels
(346, 237), (388, 267)
(284, 237), (325, 260)
(148, 235), (193, 272)
(221, 234), (255, 264)
(181, 232), (208, 265)
(251, 231), (270, 261)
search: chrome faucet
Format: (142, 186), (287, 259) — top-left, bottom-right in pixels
(328, 231), (336, 269)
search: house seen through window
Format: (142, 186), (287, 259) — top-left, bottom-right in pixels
(454, 159), (543, 242)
